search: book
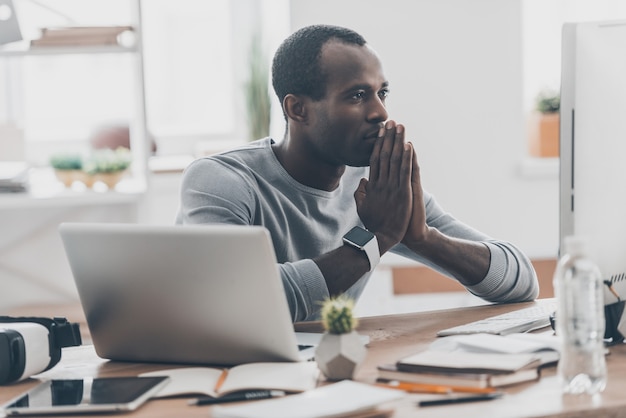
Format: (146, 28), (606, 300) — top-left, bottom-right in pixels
(383, 349), (541, 389)
(139, 362), (319, 398)
(396, 350), (541, 375)
(377, 363), (539, 389)
(39, 26), (134, 38)
(31, 36), (122, 47)
(212, 380), (404, 418)
(30, 26), (134, 48)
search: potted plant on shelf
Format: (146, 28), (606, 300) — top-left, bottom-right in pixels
(529, 89), (560, 158)
(315, 296), (367, 381)
(49, 153), (84, 187)
(82, 147), (132, 189)
(244, 30), (271, 141)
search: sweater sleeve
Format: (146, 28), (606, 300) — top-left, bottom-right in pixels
(392, 192), (539, 303)
(279, 260), (330, 322)
(176, 158), (329, 322)
(464, 241), (539, 303)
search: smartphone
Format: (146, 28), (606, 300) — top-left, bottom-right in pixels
(2, 376), (169, 416)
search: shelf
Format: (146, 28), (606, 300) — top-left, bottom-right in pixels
(0, 167), (144, 209)
(0, 41), (139, 57)
(0, 188), (143, 209)
(518, 157), (559, 180)
(1, 0), (149, 198)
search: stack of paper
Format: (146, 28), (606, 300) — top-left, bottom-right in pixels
(432, 332), (561, 367)
(212, 380), (404, 418)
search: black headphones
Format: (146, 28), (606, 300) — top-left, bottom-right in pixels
(0, 316), (82, 385)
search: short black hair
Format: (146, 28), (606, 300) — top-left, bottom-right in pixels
(271, 24), (367, 108)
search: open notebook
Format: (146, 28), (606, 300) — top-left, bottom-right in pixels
(59, 223), (316, 366)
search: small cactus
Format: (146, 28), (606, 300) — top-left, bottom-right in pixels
(321, 296), (358, 335)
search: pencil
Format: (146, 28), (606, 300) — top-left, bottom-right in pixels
(376, 380), (497, 394)
(376, 381), (451, 394)
(213, 369), (228, 392)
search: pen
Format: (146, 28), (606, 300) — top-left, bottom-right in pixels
(604, 280), (621, 301)
(418, 391), (503, 407)
(188, 390), (286, 406)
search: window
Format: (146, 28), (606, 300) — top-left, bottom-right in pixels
(2, 0), (242, 165)
(142, 0), (235, 155)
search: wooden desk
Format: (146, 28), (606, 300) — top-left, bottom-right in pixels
(2, 300), (625, 418)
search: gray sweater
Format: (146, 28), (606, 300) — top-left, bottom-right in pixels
(176, 138), (539, 322)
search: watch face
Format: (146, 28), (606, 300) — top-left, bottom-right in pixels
(344, 226), (374, 247)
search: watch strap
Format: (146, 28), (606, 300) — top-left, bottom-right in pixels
(362, 234), (380, 271)
(342, 226), (381, 271)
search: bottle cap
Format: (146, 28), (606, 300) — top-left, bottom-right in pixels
(563, 235), (588, 257)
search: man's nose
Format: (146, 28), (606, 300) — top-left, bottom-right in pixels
(367, 96), (388, 123)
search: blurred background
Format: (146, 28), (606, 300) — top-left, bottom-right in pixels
(1, 0), (625, 313)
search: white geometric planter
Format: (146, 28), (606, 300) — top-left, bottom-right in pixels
(315, 330), (366, 381)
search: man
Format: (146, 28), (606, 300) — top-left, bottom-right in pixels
(176, 24), (538, 322)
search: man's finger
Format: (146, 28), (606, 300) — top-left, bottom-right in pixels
(376, 120), (396, 181)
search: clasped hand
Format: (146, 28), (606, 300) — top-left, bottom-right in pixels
(354, 120), (427, 254)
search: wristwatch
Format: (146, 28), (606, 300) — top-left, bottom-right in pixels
(342, 226), (380, 271)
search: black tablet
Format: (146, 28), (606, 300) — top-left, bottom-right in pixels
(2, 376), (169, 416)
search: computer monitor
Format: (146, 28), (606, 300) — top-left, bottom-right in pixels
(559, 20), (626, 297)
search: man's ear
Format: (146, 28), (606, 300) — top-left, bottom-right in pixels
(283, 94), (308, 123)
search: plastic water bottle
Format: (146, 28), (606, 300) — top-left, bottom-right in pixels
(553, 235), (607, 395)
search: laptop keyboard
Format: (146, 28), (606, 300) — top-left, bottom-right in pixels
(437, 303), (556, 337)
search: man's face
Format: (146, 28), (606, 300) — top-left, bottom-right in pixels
(305, 41), (389, 167)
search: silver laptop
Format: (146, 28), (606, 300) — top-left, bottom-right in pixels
(58, 222), (315, 366)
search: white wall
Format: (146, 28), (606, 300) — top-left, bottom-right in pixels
(289, 0), (559, 260)
(10, 1), (613, 313)
(522, 0), (626, 112)
(0, 198), (138, 311)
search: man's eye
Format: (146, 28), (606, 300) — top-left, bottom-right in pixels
(378, 89), (390, 100)
(352, 91), (365, 100)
